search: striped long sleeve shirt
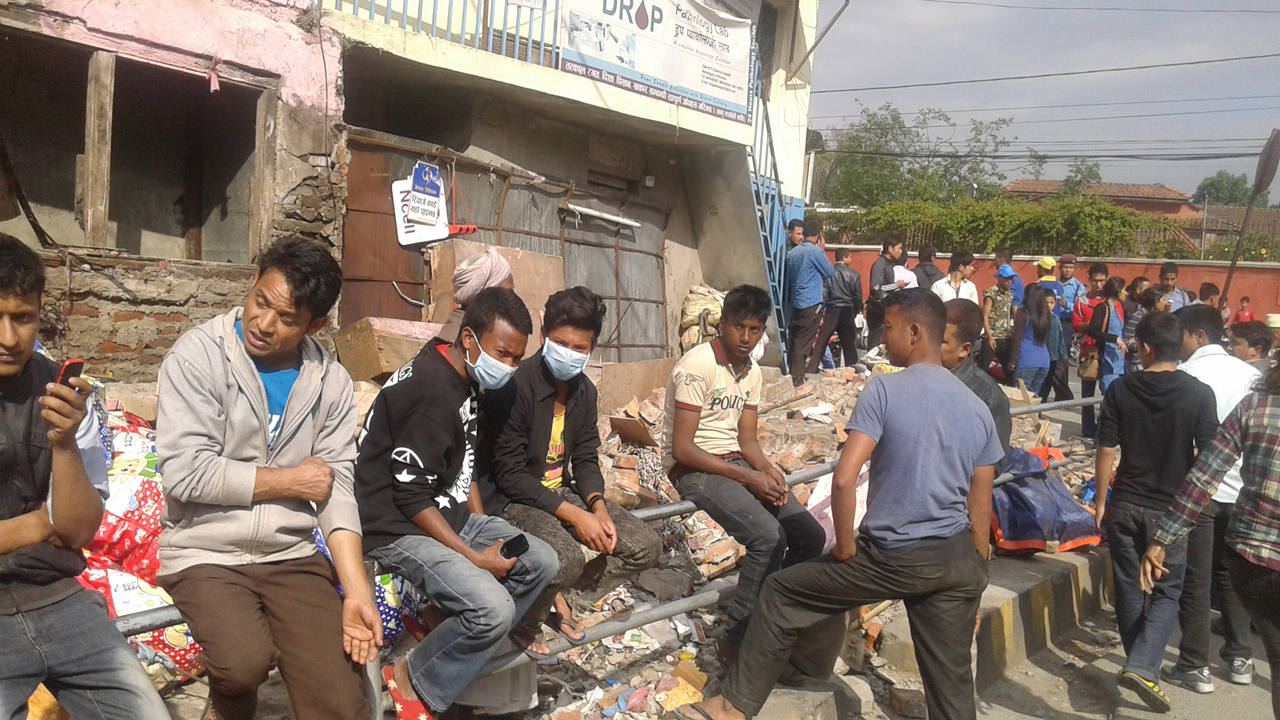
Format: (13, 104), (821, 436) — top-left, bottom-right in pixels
(1154, 390), (1280, 571)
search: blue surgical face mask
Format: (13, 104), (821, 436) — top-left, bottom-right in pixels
(465, 342), (517, 390)
(543, 339), (590, 381)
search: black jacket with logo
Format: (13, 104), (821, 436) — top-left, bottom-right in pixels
(823, 263), (864, 312)
(478, 350), (605, 515)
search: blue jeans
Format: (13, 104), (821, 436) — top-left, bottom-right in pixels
(370, 514), (558, 713)
(0, 589), (170, 720)
(1013, 366), (1049, 395)
(1106, 501), (1188, 681)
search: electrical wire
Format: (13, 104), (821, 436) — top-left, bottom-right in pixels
(908, 0), (1280, 13)
(811, 51), (1280, 94)
(809, 93), (1280, 119)
(819, 148), (1258, 160)
(812, 104), (1280, 133)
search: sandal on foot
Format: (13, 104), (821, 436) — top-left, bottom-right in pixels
(673, 704), (717, 720)
(510, 625), (551, 659)
(550, 612), (588, 646)
(382, 665), (434, 720)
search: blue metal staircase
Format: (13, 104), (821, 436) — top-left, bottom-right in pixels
(746, 85), (799, 368)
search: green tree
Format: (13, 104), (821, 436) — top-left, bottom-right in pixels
(1193, 170), (1269, 206)
(1059, 159), (1103, 195)
(813, 103), (1018, 208)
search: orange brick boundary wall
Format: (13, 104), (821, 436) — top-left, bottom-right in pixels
(831, 246), (1280, 317)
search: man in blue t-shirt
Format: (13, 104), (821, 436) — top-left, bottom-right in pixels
(784, 218), (835, 385)
(684, 289), (1001, 720)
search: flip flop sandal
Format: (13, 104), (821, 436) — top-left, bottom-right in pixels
(382, 665), (434, 720)
(673, 704), (717, 720)
(550, 611), (589, 646)
(510, 625), (551, 660)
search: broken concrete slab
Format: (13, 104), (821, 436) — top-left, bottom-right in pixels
(754, 688), (838, 720)
(333, 317), (442, 383)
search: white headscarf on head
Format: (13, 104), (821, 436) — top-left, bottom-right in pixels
(452, 247), (513, 306)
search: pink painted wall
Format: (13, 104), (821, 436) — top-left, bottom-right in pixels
(831, 247), (1280, 317)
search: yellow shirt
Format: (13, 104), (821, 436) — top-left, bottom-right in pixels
(543, 410), (566, 489)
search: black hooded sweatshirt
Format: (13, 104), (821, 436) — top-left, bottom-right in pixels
(1097, 369), (1219, 511)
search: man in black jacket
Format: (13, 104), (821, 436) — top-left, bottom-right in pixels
(1094, 312), (1219, 714)
(0, 234), (170, 718)
(911, 244), (946, 291)
(355, 287), (559, 718)
(807, 248), (863, 372)
(479, 287), (660, 653)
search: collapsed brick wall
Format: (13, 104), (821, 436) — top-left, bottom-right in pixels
(39, 252), (257, 383)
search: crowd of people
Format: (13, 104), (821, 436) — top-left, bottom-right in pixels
(2, 221), (1279, 720)
(782, 225), (1280, 717)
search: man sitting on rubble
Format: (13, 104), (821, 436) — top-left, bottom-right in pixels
(662, 284), (825, 662)
(680, 288), (1001, 720)
(355, 286), (558, 719)
(478, 286), (661, 656)
(942, 298), (1011, 466)
(0, 234), (170, 719)
(155, 236), (382, 720)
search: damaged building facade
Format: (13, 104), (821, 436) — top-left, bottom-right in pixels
(0, 0), (819, 380)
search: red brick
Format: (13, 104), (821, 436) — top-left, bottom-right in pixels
(96, 341), (135, 353)
(159, 326), (179, 336)
(144, 338), (174, 350)
(112, 311), (144, 322)
(149, 312), (188, 323)
(68, 303), (100, 317)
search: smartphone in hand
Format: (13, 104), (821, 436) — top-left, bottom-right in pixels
(56, 359), (85, 387)
(500, 534), (530, 559)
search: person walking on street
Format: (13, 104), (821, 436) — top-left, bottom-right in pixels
(1094, 311), (1219, 713)
(1074, 264), (1110, 437)
(808, 248), (863, 371)
(867, 238), (906, 350)
(1032, 257), (1062, 299)
(1233, 296), (1257, 325)
(930, 249), (980, 304)
(1142, 361), (1280, 720)
(784, 219), (834, 386)
(1161, 305), (1261, 695)
(980, 265), (1016, 383)
(912, 244), (945, 290)
(1039, 254), (1084, 403)
(677, 289), (1002, 720)
(1121, 279), (1154, 375)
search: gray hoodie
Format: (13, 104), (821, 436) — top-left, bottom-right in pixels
(156, 308), (360, 576)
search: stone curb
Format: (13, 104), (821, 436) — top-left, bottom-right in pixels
(879, 547), (1113, 692)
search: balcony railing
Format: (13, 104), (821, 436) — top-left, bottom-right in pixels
(332, 0), (562, 68)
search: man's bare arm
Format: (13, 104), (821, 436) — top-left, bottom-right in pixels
(0, 509), (55, 556)
(43, 379), (103, 549)
(968, 465), (995, 559)
(831, 432), (877, 561)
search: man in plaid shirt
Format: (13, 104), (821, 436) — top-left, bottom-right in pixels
(1143, 382), (1280, 720)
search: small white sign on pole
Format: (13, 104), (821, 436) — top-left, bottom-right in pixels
(393, 176), (450, 248)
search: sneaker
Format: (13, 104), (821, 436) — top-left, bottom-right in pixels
(1161, 665), (1215, 694)
(1119, 671), (1174, 712)
(1226, 658), (1254, 685)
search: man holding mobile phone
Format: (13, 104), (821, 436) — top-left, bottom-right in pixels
(354, 287), (558, 720)
(0, 234), (169, 717)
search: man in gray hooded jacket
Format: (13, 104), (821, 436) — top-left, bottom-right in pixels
(155, 237), (381, 720)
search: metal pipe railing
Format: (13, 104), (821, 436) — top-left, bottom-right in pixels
(632, 461), (838, 522)
(1011, 396), (1103, 415)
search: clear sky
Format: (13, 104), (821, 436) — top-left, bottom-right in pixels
(806, 0), (1280, 197)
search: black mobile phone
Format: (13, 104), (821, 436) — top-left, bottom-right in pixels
(500, 534), (530, 559)
(57, 359), (85, 387)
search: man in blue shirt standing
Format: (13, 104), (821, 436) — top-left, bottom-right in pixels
(994, 247), (1024, 307)
(785, 218), (835, 386)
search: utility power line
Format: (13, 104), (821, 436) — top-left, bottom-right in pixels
(811, 104), (1280, 133)
(909, 0), (1280, 13)
(809, 93), (1280, 119)
(812, 51), (1280, 94)
(819, 148), (1258, 161)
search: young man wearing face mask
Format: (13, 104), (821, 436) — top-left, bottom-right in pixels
(478, 287), (661, 655)
(663, 285), (825, 663)
(354, 286), (559, 719)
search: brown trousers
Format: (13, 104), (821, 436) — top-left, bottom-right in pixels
(157, 552), (367, 720)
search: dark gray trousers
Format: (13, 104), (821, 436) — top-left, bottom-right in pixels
(1176, 500), (1254, 669)
(723, 532), (988, 720)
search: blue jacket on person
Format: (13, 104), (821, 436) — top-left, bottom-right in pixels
(785, 241), (835, 311)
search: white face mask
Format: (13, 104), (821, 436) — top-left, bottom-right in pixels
(543, 339), (590, 381)
(464, 337), (517, 390)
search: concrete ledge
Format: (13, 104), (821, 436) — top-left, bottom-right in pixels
(880, 548), (1112, 692)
